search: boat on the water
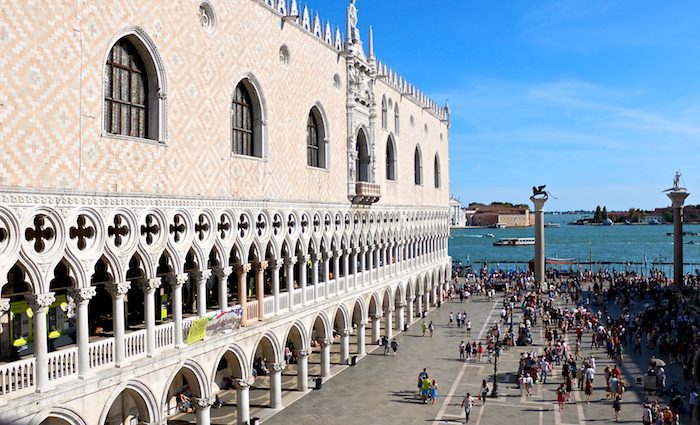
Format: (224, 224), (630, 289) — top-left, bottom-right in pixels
(649, 218), (661, 225)
(493, 237), (535, 246)
(483, 233), (495, 238)
(489, 223), (507, 229)
(544, 223), (560, 228)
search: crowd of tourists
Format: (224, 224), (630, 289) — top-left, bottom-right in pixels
(444, 264), (700, 424)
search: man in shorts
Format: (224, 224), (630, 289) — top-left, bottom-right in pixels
(461, 392), (475, 422)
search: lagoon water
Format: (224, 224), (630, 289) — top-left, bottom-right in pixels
(448, 213), (700, 273)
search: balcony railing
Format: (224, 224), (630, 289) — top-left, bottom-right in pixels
(0, 254), (447, 398)
(352, 182), (381, 205)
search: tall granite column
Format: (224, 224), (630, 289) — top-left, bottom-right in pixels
(530, 194), (548, 289)
(668, 188), (690, 285)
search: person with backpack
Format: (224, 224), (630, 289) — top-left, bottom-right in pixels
(428, 321), (435, 337)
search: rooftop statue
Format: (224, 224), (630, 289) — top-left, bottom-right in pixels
(663, 171), (686, 192)
(532, 185), (547, 197)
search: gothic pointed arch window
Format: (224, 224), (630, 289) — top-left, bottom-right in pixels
(386, 135), (397, 181)
(381, 95), (388, 130)
(394, 104), (400, 133)
(307, 106), (328, 168)
(104, 35), (165, 141)
(434, 153), (441, 188)
(231, 78), (266, 158)
(414, 145), (423, 186)
(356, 129), (370, 182)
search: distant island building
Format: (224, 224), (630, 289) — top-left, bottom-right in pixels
(449, 197), (465, 226)
(465, 203), (535, 227)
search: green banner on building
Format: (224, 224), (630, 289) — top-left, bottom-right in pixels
(186, 317), (209, 345)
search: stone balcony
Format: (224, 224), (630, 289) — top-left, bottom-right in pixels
(352, 182), (381, 205)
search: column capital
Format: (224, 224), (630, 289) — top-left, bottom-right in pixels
(196, 269), (213, 282)
(106, 282), (131, 297)
(0, 298), (10, 314)
(235, 378), (255, 389)
(216, 266), (233, 279)
(311, 253), (321, 263)
(69, 287), (97, 303)
(169, 273), (189, 288)
(253, 260), (268, 272)
(268, 362), (286, 372)
(387, 307), (395, 313)
(273, 258), (284, 269)
(299, 254), (311, 263)
(25, 292), (56, 311)
(668, 190), (690, 208)
(196, 396), (215, 409)
(320, 338), (333, 347)
(298, 349), (310, 358)
(340, 328), (352, 337)
(345, 248), (354, 255)
(285, 257), (298, 267)
(357, 320), (367, 327)
(397, 301), (407, 308)
(140, 277), (162, 293)
(373, 313), (382, 320)
(234, 263), (251, 274)
(353, 247), (362, 254)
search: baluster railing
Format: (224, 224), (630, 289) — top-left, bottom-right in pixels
(246, 301), (259, 321)
(155, 322), (174, 349)
(47, 347), (78, 380)
(0, 357), (35, 395)
(89, 337), (114, 368)
(264, 296), (274, 316)
(124, 329), (147, 359)
(279, 292), (289, 312)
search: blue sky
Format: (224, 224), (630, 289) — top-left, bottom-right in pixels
(306, 0), (700, 211)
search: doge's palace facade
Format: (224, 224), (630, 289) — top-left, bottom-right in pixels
(0, 1), (451, 424)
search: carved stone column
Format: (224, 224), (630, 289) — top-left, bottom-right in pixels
(332, 250), (340, 295)
(254, 261), (268, 320)
(396, 302), (406, 332)
(140, 278), (161, 356)
(69, 287), (96, 377)
(299, 255), (309, 306)
(356, 320), (366, 356)
(367, 247), (374, 285)
(195, 396), (214, 425)
(235, 378), (254, 425)
(285, 257), (298, 311)
(371, 314), (381, 344)
(272, 259), (283, 314)
(321, 252), (330, 298)
(339, 328), (351, 365)
(385, 307), (394, 339)
(311, 254), (320, 301)
(416, 293), (423, 318)
(169, 274), (187, 347)
(235, 264), (251, 326)
(407, 298), (414, 325)
(268, 362), (285, 409)
(215, 266), (232, 310)
(26, 292), (55, 392)
(342, 249), (350, 292)
(106, 282), (130, 365)
(359, 247), (367, 286)
(320, 338), (332, 378)
(297, 349), (309, 391)
(196, 269), (212, 317)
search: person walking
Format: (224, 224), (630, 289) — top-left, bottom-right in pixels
(479, 379), (489, 404)
(461, 392), (475, 423)
(612, 394), (622, 421)
(390, 338), (399, 356)
(428, 321), (435, 337)
(642, 403), (653, 425)
(584, 377), (593, 404)
(459, 341), (466, 361)
(422, 322), (428, 337)
(417, 368), (428, 396)
(523, 373), (533, 396)
(449, 312), (454, 327)
(431, 379), (439, 405)
(557, 383), (566, 410)
(466, 320), (472, 336)
(382, 335), (390, 355)
(421, 375), (432, 404)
